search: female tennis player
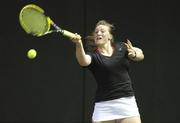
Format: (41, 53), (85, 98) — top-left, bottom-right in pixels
(71, 20), (144, 123)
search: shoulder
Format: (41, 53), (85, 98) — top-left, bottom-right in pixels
(87, 51), (96, 57)
(114, 41), (129, 58)
(86, 51), (100, 61)
(114, 41), (127, 50)
(83, 51), (99, 69)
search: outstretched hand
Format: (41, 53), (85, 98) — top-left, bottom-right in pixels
(71, 33), (82, 44)
(124, 39), (136, 58)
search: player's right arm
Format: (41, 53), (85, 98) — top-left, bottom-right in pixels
(71, 33), (91, 66)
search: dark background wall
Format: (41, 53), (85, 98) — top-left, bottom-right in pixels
(0, 0), (179, 123)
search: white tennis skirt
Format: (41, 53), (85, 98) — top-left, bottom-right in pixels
(92, 96), (140, 122)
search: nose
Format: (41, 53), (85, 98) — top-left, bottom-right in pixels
(97, 31), (102, 35)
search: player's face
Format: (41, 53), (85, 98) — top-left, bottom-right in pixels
(94, 25), (112, 46)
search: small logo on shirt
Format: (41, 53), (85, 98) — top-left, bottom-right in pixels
(118, 48), (122, 51)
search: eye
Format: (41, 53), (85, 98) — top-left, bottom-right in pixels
(101, 30), (105, 33)
(95, 30), (98, 33)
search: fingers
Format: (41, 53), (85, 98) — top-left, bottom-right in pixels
(128, 52), (134, 57)
(128, 52), (136, 59)
(75, 33), (81, 39)
(71, 33), (82, 44)
(127, 39), (133, 48)
(127, 48), (135, 54)
(128, 49), (136, 58)
(125, 39), (136, 58)
(72, 33), (81, 40)
(124, 39), (134, 49)
(124, 42), (128, 48)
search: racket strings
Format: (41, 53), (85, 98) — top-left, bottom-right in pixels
(20, 8), (49, 36)
(20, 4), (74, 38)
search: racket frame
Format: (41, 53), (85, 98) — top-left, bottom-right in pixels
(19, 4), (76, 39)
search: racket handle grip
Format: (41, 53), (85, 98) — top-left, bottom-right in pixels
(62, 30), (76, 39)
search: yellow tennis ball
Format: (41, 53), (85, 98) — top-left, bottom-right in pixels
(27, 49), (37, 59)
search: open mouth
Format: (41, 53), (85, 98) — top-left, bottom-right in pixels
(96, 36), (102, 40)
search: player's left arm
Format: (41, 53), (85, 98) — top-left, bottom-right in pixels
(125, 39), (144, 61)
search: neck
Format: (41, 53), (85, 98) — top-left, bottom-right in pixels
(97, 42), (114, 56)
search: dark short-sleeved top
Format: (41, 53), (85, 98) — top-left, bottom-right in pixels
(85, 42), (134, 102)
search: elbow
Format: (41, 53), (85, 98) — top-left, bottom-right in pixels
(78, 61), (89, 67)
(76, 54), (91, 67)
(77, 59), (91, 67)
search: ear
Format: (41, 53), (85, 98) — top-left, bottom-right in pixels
(109, 34), (113, 40)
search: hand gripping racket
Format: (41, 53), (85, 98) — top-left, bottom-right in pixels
(19, 4), (76, 39)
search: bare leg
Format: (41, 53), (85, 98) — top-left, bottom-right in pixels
(116, 116), (141, 123)
(93, 120), (116, 123)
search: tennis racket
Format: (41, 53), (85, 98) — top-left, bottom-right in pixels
(19, 4), (76, 39)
